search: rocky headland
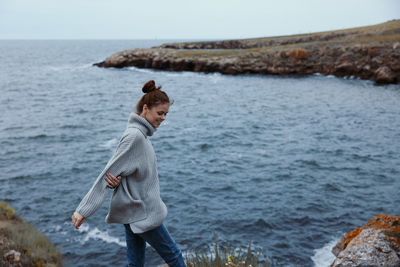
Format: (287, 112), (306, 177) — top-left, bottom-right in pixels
(331, 214), (400, 266)
(95, 20), (400, 85)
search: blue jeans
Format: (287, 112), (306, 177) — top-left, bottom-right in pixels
(124, 224), (186, 267)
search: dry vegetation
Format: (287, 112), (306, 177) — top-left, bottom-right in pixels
(163, 19), (400, 54)
(0, 202), (63, 267)
(185, 235), (269, 267)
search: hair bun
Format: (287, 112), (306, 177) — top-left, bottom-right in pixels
(142, 80), (161, 93)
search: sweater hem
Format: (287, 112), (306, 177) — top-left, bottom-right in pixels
(105, 214), (148, 225)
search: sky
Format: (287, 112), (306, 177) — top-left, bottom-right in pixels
(0, 0), (399, 40)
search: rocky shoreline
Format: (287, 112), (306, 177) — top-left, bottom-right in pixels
(1, 199), (398, 266)
(94, 20), (400, 85)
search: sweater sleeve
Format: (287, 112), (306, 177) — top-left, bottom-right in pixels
(75, 130), (139, 219)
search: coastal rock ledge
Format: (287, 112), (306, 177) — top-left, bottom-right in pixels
(331, 214), (400, 267)
(94, 20), (400, 85)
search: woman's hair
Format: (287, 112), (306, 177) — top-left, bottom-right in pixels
(136, 80), (170, 114)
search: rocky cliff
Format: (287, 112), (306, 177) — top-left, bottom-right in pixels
(94, 20), (400, 85)
(331, 214), (400, 267)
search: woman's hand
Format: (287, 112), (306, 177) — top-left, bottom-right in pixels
(105, 173), (121, 189)
(72, 211), (85, 229)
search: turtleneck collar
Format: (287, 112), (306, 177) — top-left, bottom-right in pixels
(127, 112), (156, 137)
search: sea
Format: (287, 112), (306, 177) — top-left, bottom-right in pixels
(0, 40), (399, 267)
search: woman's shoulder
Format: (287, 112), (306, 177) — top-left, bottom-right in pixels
(121, 128), (146, 144)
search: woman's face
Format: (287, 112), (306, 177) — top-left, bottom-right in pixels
(141, 103), (170, 128)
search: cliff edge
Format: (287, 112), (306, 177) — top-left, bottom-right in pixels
(94, 20), (400, 85)
(0, 202), (62, 267)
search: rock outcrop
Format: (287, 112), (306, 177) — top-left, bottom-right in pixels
(94, 20), (400, 85)
(331, 214), (400, 267)
(94, 44), (400, 85)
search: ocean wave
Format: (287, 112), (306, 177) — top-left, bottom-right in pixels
(5, 134), (50, 140)
(1, 171), (54, 182)
(78, 224), (126, 247)
(44, 223), (69, 236)
(3, 126), (24, 131)
(295, 159), (320, 167)
(311, 237), (339, 267)
(60, 124), (82, 129)
(99, 138), (118, 149)
(28, 134), (48, 140)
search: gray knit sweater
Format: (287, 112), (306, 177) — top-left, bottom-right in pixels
(75, 113), (168, 233)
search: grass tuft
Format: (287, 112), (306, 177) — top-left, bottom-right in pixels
(185, 233), (269, 267)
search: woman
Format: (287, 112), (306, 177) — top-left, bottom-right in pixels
(71, 80), (186, 267)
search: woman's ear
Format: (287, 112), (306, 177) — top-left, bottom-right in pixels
(142, 104), (148, 114)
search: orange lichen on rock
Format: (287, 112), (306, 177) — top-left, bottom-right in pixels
(364, 214), (400, 231)
(289, 48), (309, 60)
(334, 214), (400, 254)
(335, 227), (363, 252)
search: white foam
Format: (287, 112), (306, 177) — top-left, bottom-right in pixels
(208, 72), (223, 84)
(311, 238), (340, 267)
(47, 64), (92, 72)
(77, 64), (93, 69)
(43, 224), (68, 236)
(228, 152), (245, 159)
(163, 71), (195, 78)
(127, 66), (155, 73)
(78, 224), (126, 247)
